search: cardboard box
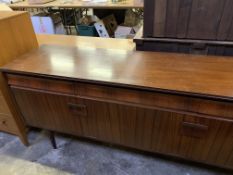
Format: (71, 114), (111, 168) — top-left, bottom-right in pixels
(124, 9), (141, 27)
(115, 26), (135, 39)
(94, 20), (110, 38)
(78, 15), (99, 25)
(102, 14), (118, 36)
(31, 16), (65, 34)
(94, 14), (118, 38)
(31, 13), (65, 34)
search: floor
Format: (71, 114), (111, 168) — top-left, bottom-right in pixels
(0, 130), (231, 175)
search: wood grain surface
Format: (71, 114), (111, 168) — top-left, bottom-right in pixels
(3, 45), (233, 100)
(2, 7), (233, 170)
(2, 42), (233, 169)
(9, 84), (233, 169)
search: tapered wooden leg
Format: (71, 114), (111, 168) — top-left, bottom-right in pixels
(19, 134), (29, 146)
(49, 131), (57, 149)
(18, 127), (29, 146)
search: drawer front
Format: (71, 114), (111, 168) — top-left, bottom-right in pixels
(0, 114), (18, 134)
(151, 113), (233, 168)
(11, 87), (83, 136)
(75, 82), (233, 121)
(0, 91), (11, 115)
(7, 74), (75, 95)
(11, 86), (117, 142)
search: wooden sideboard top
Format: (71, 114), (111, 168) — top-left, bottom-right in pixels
(2, 44), (233, 100)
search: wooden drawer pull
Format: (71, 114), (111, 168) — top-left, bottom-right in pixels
(182, 122), (208, 130)
(1, 120), (6, 125)
(181, 122), (208, 138)
(68, 103), (87, 116)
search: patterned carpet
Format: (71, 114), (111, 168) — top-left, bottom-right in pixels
(0, 130), (230, 175)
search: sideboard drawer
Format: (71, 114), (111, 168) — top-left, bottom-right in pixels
(11, 87), (83, 136)
(7, 74), (75, 95)
(75, 82), (233, 121)
(0, 114), (17, 134)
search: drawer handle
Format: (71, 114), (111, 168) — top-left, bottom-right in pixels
(182, 122), (208, 130)
(1, 120), (6, 125)
(181, 122), (208, 138)
(68, 103), (87, 116)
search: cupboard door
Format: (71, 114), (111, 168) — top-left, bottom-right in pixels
(107, 103), (155, 149)
(11, 87), (83, 136)
(150, 112), (233, 168)
(11, 87), (121, 142)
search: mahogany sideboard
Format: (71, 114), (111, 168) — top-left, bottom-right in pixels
(1, 45), (233, 170)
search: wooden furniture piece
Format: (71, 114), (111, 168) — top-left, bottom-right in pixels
(135, 0), (233, 55)
(0, 11), (39, 145)
(1, 44), (233, 170)
(8, 0), (143, 9)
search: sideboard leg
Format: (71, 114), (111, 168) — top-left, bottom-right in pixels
(19, 134), (29, 146)
(49, 131), (57, 149)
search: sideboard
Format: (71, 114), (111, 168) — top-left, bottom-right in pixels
(1, 45), (233, 170)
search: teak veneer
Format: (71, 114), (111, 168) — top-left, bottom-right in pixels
(1, 45), (233, 170)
